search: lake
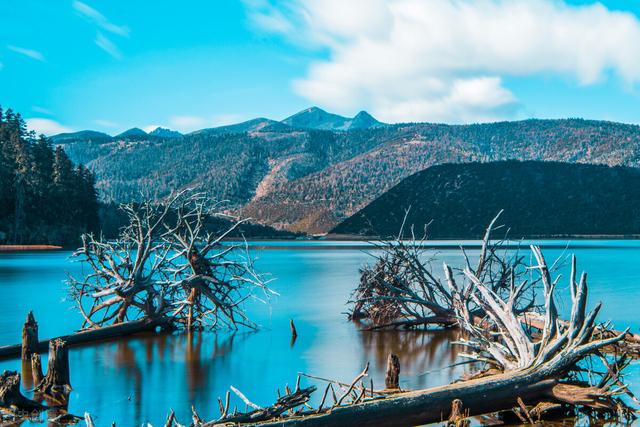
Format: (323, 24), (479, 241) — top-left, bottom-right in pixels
(1, 240), (639, 426)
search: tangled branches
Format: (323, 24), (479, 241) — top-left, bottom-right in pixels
(68, 191), (273, 331)
(349, 212), (536, 330)
(448, 245), (637, 419)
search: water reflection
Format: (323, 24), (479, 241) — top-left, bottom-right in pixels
(1, 244), (640, 426)
(359, 329), (469, 390)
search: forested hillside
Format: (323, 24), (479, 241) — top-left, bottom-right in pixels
(59, 112), (640, 234)
(0, 107), (99, 245)
(332, 161), (640, 238)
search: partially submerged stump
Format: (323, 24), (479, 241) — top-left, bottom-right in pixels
(384, 354), (400, 390)
(21, 311), (38, 361)
(36, 338), (71, 398)
(31, 353), (43, 386)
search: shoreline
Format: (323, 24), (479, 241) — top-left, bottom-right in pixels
(2, 234), (640, 253)
(0, 245), (63, 252)
(324, 233), (640, 241)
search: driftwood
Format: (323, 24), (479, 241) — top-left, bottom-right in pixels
(188, 243), (635, 426)
(0, 316), (171, 360)
(0, 371), (46, 415)
(206, 386), (317, 425)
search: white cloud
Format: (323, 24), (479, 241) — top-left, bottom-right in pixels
(25, 118), (74, 136)
(7, 45), (45, 62)
(244, 0), (295, 33)
(246, 0), (640, 123)
(73, 1), (129, 36)
(73, 1), (128, 59)
(95, 32), (122, 59)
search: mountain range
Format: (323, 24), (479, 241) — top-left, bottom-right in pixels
(50, 107), (385, 144)
(52, 107), (640, 234)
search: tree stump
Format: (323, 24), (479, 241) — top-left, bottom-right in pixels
(21, 311), (38, 361)
(31, 353), (44, 386)
(385, 353), (400, 389)
(36, 339), (71, 397)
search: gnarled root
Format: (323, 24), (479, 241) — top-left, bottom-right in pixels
(0, 371), (46, 415)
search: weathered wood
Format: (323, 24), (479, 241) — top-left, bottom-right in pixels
(31, 353), (43, 385)
(227, 376), (557, 427)
(0, 371), (47, 413)
(204, 245), (632, 427)
(384, 354), (400, 389)
(85, 412), (96, 427)
(207, 386), (317, 425)
(36, 339), (71, 397)
(0, 317), (171, 360)
(21, 311), (38, 361)
(447, 399), (469, 427)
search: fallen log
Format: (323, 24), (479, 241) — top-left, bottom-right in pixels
(0, 317), (172, 360)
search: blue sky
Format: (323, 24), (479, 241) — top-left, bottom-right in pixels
(2, 0), (640, 134)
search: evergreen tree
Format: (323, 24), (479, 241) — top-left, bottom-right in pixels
(0, 106), (100, 245)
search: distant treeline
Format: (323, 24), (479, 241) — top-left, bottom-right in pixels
(0, 106), (99, 245)
(332, 160), (640, 238)
(98, 202), (301, 240)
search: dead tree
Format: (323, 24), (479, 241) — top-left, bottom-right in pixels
(162, 194), (274, 330)
(68, 191), (272, 331)
(68, 196), (179, 329)
(349, 212), (536, 330)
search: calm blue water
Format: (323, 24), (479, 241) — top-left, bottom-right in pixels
(1, 241), (639, 425)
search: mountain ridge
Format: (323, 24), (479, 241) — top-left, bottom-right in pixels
(50, 107), (385, 142)
(55, 115), (640, 235)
